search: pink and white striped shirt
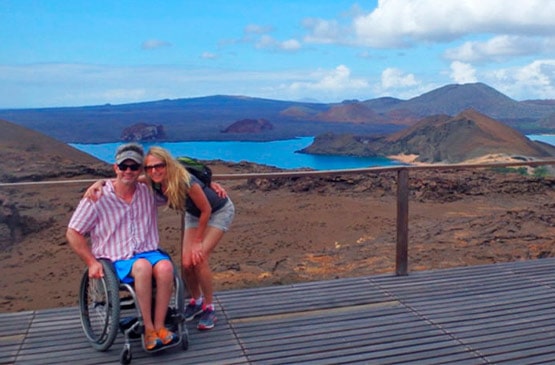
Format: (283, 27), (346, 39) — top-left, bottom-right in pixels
(68, 180), (160, 261)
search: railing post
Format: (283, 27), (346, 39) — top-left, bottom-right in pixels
(396, 168), (409, 276)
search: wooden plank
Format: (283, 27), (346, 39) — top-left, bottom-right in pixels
(3, 257), (555, 364)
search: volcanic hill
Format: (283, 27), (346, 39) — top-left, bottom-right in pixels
(1, 82), (554, 144)
(0, 119), (111, 182)
(300, 109), (555, 163)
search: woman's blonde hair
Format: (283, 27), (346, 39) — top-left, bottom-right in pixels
(145, 146), (191, 211)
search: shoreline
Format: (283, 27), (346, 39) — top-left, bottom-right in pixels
(386, 153), (545, 166)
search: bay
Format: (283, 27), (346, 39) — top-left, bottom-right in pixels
(70, 137), (404, 171)
(528, 134), (555, 146)
(71, 135), (555, 171)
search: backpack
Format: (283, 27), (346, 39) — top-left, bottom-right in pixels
(177, 156), (212, 186)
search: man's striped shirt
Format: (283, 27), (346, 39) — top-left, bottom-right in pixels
(68, 180), (159, 261)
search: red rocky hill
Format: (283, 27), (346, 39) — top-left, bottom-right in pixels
(300, 109), (555, 163)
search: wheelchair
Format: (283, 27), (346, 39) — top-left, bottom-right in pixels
(78, 254), (189, 364)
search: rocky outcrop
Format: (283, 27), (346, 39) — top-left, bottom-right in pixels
(298, 133), (381, 157)
(300, 109), (555, 163)
(222, 118), (274, 133)
(0, 193), (52, 249)
(121, 123), (165, 141)
(381, 109), (555, 162)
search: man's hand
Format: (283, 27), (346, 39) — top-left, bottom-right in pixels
(88, 259), (104, 279)
(210, 182), (228, 198)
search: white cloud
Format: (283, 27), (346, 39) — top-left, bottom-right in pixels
(266, 65), (370, 101)
(0, 64), (179, 107)
(201, 52), (218, 59)
(289, 65), (368, 91)
(141, 39), (172, 50)
(488, 59), (555, 99)
(445, 36), (544, 63)
(244, 24), (273, 35)
(349, 0), (555, 47)
(381, 68), (418, 89)
(449, 61), (477, 84)
(225, 23), (301, 52)
(281, 39), (302, 51)
(95, 88), (148, 101)
(302, 18), (345, 44)
(255, 35), (301, 52)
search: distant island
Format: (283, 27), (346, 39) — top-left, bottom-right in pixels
(0, 82), (554, 145)
(299, 109), (555, 164)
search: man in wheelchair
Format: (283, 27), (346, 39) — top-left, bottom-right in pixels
(66, 142), (178, 351)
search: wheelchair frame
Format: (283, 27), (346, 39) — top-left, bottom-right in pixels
(78, 257), (189, 364)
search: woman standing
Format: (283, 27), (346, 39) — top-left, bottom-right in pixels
(144, 147), (235, 330)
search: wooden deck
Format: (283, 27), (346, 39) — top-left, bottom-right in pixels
(2, 257), (555, 364)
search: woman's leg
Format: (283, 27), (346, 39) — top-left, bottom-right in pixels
(182, 227), (201, 299)
(195, 226), (225, 306)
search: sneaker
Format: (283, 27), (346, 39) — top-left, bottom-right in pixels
(158, 327), (178, 346)
(184, 299), (203, 322)
(144, 329), (162, 351)
(197, 307), (217, 330)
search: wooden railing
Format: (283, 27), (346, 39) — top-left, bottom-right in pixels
(212, 159), (555, 276)
(2, 159), (555, 276)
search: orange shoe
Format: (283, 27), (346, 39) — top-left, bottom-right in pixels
(144, 329), (162, 351)
(158, 327), (178, 345)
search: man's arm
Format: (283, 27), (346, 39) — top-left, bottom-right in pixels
(66, 228), (103, 278)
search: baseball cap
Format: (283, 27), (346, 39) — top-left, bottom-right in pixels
(115, 143), (144, 165)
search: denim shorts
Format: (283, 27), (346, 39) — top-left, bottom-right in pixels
(113, 250), (170, 284)
(185, 199), (235, 232)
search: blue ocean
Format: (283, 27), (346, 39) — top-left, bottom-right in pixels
(71, 135), (555, 171)
(70, 137), (404, 171)
(529, 134), (555, 146)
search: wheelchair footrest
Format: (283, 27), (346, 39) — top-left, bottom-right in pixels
(119, 316), (142, 338)
(164, 307), (184, 332)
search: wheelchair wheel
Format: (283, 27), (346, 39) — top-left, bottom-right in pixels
(174, 273), (185, 316)
(79, 260), (120, 351)
(174, 274), (189, 350)
(120, 343), (132, 365)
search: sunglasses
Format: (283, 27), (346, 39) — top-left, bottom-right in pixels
(117, 163), (141, 171)
(145, 163), (166, 171)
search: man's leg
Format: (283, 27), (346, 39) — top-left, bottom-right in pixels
(132, 259), (160, 350)
(153, 259), (177, 345)
(152, 259), (174, 329)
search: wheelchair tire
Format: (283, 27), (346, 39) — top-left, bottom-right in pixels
(120, 343), (132, 365)
(79, 260), (121, 351)
(174, 274), (185, 314)
(181, 334), (189, 351)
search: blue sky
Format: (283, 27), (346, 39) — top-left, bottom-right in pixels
(2, 0), (555, 108)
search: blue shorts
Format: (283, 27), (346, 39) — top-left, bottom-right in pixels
(185, 199), (235, 232)
(113, 250), (170, 284)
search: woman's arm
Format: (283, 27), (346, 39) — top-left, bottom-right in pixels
(83, 175), (147, 201)
(186, 184), (212, 265)
(83, 180), (106, 201)
(187, 184), (212, 242)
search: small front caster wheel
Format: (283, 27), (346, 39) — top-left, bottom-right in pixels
(120, 344), (132, 364)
